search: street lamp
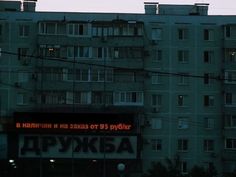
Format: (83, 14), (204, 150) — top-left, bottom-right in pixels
(117, 163), (125, 177)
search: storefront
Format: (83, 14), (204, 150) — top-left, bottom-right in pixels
(2, 112), (141, 177)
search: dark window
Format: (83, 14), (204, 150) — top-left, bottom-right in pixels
(225, 26), (231, 38)
(204, 29), (209, 40)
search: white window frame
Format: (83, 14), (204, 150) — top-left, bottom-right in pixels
(177, 139), (188, 152)
(17, 93), (27, 105)
(224, 115), (236, 128)
(203, 139), (214, 152)
(67, 23), (89, 36)
(178, 28), (188, 40)
(224, 71), (236, 84)
(151, 139), (162, 152)
(204, 117), (215, 129)
(178, 50), (189, 63)
(225, 138), (236, 150)
(178, 73), (189, 85)
(114, 91), (143, 106)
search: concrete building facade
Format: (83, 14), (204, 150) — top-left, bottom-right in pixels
(0, 1), (236, 177)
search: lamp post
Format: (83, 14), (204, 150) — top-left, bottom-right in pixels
(117, 163), (125, 177)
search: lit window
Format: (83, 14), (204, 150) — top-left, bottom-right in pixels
(177, 95), (187, 106)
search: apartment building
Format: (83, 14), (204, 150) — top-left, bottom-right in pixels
(0, 1), (236, 177)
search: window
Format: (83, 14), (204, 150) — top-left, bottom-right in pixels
(178, 50), (189, 63)
(224, 115), (236, 128)
(177, 95), (187, 106)
(151, 118), (162, 129)
(67, 23), (88, 36)
(225, 138), (236, 150)
(17, 93), (27, 105)
(178, 28), (188, 40)
(224, 71), (236, 84)
(225, 93), (236, 106)
(204, 51), (214, 63)
(225, 26), (231, 38)
(92, 47), (111, 59)
(66, 91), (91, 104)
(151, 94), (162, 107)
(153, 50), (162, 61)
(178, 118), (189, 129)
(204, 139), (214, 152)
(152, 28), (162, 40)
(204, 73), (214, 85)
(180, 161), (188, 174)
(40, 46), (61, 58)
(114, 91), (143, 105)
(41, 91), (66, 105)
(151, 139), (162, 151)
(204, 29), (214, 41)
(151, 73), (161, 84)
(43, 67), (64, 81)
(178, 139), (188, 151)
(204, 117), (215, 129)
(19, 25), (29, 37)
(92, 91), (113, 105)
(90, 69), (113, 82)
(18, 48), (28, 60)
(204, 95), (214, 106)
(67, 46), (90, 59)
(39, 22), (57, 35)
(178, 73), (189, 85)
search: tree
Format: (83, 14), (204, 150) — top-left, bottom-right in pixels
(143, 162), (169, 177)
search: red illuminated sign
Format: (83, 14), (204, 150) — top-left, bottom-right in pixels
(15, 122), (132, 132)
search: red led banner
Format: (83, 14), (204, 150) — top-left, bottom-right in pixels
(13, 112), (135, 133)
(15, 122), (132, 131)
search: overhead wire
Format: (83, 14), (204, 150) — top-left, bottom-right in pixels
(0, 50), (229, 128)
(0, 50), (232, 82)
